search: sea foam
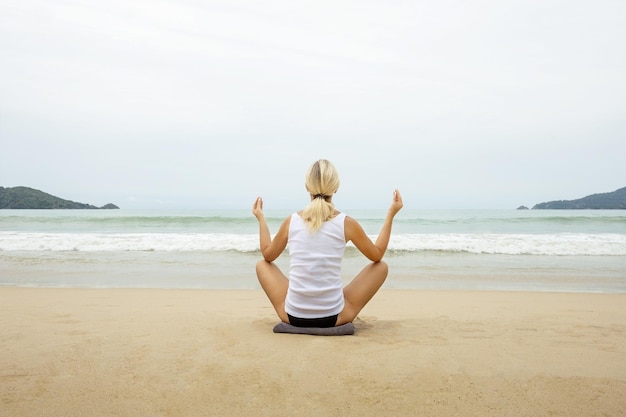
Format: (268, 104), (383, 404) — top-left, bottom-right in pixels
(2, 231), (625, 256)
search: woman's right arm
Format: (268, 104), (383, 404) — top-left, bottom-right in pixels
(345, 189), (403, 262)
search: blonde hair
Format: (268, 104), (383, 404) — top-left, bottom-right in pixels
(301, 159), (340, 232)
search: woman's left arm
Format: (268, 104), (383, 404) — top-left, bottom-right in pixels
(253, 197), (289, 262)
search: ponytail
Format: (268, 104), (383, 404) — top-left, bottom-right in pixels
(301, 160), (340, 232)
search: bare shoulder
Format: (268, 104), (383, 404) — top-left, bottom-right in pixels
(344, 215), (364, 234)
(277, 215), (292, 231)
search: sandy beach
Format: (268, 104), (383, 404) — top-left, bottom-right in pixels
(1, 288), (625, 417)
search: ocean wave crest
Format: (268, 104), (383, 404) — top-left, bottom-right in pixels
(1, 232), (625, 256)
(387, 233), (626, 256)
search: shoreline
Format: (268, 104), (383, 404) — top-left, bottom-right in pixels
(2, 287), (625, 416)
(2, 283), (625, 294)
(2, 252), (625, 293)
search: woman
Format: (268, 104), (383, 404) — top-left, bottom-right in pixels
(253, 159), (403, 327)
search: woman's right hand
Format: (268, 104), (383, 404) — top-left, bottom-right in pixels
(389, 189), (403, 216)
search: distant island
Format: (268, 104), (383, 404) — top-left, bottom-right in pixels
(531, 186), (626, 209)
(0, 186), (119, 209)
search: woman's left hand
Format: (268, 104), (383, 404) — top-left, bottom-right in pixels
(252, 196), (264, 220)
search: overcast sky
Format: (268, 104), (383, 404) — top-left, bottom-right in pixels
(1, 0), (624, 210)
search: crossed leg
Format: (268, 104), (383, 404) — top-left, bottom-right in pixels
(256, 260), (289, 323)
(337, 261), (388, 325)
(256, 260), (388, 326)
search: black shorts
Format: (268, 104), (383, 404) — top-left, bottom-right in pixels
(287, 313), (338, 328)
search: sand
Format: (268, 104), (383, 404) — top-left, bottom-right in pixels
(1, 287), (625, 417)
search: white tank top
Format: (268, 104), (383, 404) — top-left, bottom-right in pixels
(285, 212), (347, 318)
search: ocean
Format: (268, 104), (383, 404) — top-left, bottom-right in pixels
(1, 209), (625, 293)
